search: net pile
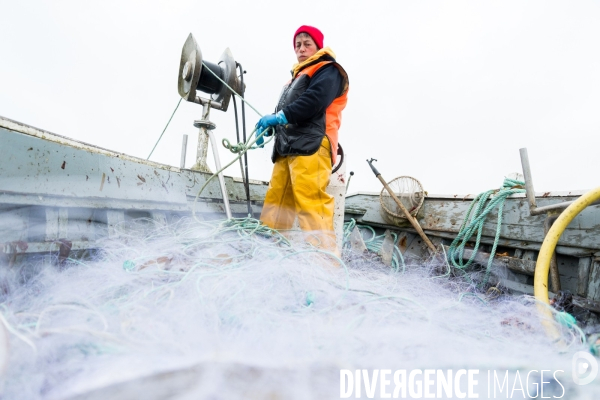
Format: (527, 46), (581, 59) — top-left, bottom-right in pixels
(0, 217), (597, 399)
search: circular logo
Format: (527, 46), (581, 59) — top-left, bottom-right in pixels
(572, 351), (599, 385)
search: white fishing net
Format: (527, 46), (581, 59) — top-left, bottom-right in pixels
(0, 217), (597, 399)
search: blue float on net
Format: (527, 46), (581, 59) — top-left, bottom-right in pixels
(306, 291), (315, 306)
(122, 260), (135, 271)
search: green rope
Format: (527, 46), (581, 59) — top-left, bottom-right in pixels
(342, 218), (356, 243)
(191, 126), (274, 220)
(447, 178), (526, 285)
(555, 311), (577, 328)
(147, 98), (182, 160)
(588, 333), (600, 356)
(342, 219), (406, 273)
(201, 61), (263, 118)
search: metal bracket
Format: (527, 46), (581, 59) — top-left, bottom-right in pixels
(190, 102), (232, 219)
(193, 96), (223, 111)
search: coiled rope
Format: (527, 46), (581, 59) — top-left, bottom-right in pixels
(447, 178), (526, 285)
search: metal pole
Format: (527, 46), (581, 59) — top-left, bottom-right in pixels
(180, 134), (188, 169)
(232, 93), (252, 217)
(345, 171), (354, 194)
(232, 96), (246, 181)
(191, 101), (232, 219)
(519, 148), (597, 215)
(192, 103), (212, 173)
(207, 130), (232, 220)
(519, 148), (538, 214)
(237, 63), (252, 217)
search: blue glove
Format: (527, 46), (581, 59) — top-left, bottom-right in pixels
(255, 111), (288, 147)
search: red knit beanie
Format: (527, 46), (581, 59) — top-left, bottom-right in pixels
(293, 25), (324, 49)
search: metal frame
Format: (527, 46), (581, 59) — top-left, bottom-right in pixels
(192, 102), (232, 220)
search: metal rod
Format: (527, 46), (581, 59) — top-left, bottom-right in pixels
(520, 148), (600, 215)
(232, 87), (252, 217)
(207, 130), (232, 220)
(180, 134), (188, 169)
(531, 198), (600, 214)
(237, 63), (252, 217)
(345, 171), (354, 194)
(193, 96), (222, 110)
(519, 148), (539, 214)
(531, 201), (576, 215)
(232, 96), (245, 179)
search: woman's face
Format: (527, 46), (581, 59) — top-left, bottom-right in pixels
(295, 35), (318, 63)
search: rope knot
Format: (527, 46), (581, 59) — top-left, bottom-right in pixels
(503, 178), (526, 189)
(222, 138), (249, 154)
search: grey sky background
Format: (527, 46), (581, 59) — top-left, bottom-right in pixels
(1, 0), (598, 195)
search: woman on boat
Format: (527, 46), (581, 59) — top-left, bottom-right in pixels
(255, 25), (349, 252)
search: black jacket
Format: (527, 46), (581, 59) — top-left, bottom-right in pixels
(272, 54), (345, 162)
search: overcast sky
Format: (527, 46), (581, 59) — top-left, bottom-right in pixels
(1, 1), (598, 195)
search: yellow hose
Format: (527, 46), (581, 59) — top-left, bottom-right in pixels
(535, 186), (600, 341)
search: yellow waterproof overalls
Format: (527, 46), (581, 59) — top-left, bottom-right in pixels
(260, 48), (349, 251)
